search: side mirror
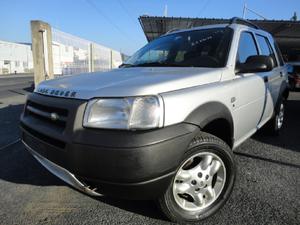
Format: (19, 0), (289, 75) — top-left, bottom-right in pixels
(235, 55), (274, 74)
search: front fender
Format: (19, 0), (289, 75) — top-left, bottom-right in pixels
(184, 102), (234, 143)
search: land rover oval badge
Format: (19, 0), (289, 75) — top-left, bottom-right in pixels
(50, 113), (59, 121)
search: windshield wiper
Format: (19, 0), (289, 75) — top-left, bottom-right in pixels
(119, 63), (134, 68)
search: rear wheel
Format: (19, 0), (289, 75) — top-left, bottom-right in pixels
(266, 97), (285, 135)
(158, 132), (236, 223)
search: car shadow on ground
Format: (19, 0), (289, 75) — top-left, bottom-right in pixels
(253, 98), (300, 153)
(0, 142), (64, 186)
(0, 103), (63, 186)
(93, 196), (166, 221)
(23, 83), (34, 93)
(234, 97), (300, 170)
(0, 104), (24, 146)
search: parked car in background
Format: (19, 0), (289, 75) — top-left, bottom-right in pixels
(287, 62), (300, 90)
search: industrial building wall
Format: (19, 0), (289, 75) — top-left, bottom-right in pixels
(0, 40), (33, 75)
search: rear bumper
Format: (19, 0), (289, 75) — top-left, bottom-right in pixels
(20, 93), (199, 199)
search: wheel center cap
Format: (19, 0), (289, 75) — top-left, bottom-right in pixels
(199, 181), (205, 188)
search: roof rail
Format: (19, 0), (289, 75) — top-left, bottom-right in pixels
(229, 17), (260, 29)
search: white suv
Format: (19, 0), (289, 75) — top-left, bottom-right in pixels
(21, 17), (289, 223)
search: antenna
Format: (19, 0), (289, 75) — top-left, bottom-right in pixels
(164, 4), (168, 17)
(242, 4), (267, 20)
(243, 3), (247, 19)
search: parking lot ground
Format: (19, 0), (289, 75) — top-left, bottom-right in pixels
(0, 78), (299, 225)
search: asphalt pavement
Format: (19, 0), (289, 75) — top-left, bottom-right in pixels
(0, 76), (299, 225)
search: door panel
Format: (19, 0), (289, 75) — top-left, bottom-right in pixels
(269, 67), (283, 106)
(256, 71), (274, 125)
(233, 74), (266, 142)
(233, 31), (272, 143)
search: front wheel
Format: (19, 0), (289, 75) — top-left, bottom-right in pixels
(158, 132), (236, 223)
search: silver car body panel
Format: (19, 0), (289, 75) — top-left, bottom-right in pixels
(36, 67), (223, 98)
(34, 24), (286, 149)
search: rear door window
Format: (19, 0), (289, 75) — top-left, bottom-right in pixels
(256, 34), (278, 67)
(274, 42), (285, 66)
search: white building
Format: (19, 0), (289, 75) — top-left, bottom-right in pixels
(0, 40), (34, 75)
(52, 28), (123, 75)
(0, 30), (124, 76)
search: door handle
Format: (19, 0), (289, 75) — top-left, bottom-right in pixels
(264, 76), (268, 83)
(280, 72), (283, 77)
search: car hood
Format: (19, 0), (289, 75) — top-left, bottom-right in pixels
(35, 67), (224, 99)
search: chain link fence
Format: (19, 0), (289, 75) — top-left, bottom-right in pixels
(52, 28), (124, 76)
(93, 43), (111, 72)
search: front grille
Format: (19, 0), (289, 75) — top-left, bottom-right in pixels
(25, 100), (68, 130)
(21, 93), (86, 151)
(22, 123), (66, 149)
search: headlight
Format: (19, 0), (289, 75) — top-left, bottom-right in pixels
(83, 96), (164, 130)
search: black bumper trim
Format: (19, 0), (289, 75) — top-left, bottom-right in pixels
(20, 93), (201, 199)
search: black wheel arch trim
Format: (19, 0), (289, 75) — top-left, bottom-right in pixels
(184, 102), (234, 146)
(274, 81), (289, 113)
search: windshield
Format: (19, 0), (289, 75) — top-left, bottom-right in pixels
(124, 28), (233, 68)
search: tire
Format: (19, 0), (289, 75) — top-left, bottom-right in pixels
(158, 132), (236, 223)
(266, 97), (286, 136)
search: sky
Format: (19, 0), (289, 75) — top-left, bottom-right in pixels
(0, 0), (299, 55)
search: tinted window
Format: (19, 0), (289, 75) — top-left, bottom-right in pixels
(237, 32), (258, 63)
(256, 35), (278, 67)
(125, 28), (233, 68)
(274, 42), (285, 66)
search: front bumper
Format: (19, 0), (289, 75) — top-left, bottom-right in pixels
(21, 93), (199, 199)
(23, 141), (102, 197)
